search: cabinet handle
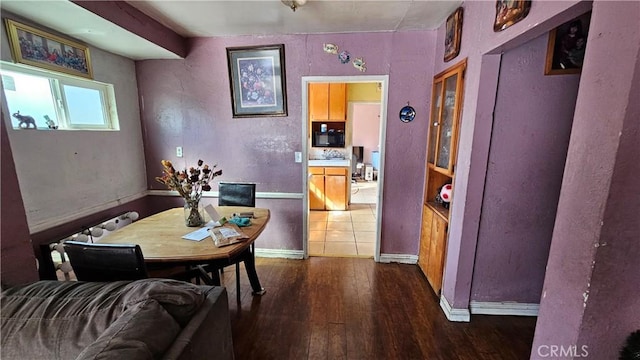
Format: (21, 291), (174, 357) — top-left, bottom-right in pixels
(433, 122), (439, 127)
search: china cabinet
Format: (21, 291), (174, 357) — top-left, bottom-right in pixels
(419, 59), (466, 294)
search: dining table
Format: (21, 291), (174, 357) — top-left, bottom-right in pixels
(98, 206), (270, 301)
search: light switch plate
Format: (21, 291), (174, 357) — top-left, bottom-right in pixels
(176, 146), (183, 157)
(294, 151), (302, 163)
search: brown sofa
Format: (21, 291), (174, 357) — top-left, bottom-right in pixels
(1, 279), (234, 360)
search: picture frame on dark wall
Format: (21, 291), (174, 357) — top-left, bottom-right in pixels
(444, 7), (463, 62)
(4, 19), (93, 79)
(544, 12), (591, 75)
(226, 44), (287, 118)
(493, 0), (531, 32)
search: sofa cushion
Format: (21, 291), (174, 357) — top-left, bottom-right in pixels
(1, 279), (206, 360)
(75, 299), (180, 360)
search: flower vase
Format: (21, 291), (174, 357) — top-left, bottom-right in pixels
(184, 199), (204, 227)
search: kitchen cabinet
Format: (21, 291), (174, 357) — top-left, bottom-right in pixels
(308, 166), (348, 211)
(309, 83), (347, 122)
(419, 59), (466, 295)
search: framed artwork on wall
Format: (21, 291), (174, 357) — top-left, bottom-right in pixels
(226, 44), (287, 118)
(4, 19), (93, 79)
(544, 12), (591, 75)
(493, 0), (531, 32)
(444, 7), (464, 62)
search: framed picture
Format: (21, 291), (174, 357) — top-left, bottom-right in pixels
(544, 12), (591, 75)
(494, 0), (531, 32)
(4, 19), (93, 79)
(444, 7), (463, 62)
(226, 44), (287, 118)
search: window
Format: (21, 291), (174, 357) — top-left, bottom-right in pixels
(1, 62), (119, 130)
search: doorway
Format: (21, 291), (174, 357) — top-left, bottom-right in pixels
(302, 76), (389, 262)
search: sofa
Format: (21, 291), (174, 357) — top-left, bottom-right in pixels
(1, 279), (234, 360)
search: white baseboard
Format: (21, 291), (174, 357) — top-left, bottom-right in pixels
(469, 301), (539, 316)
(440, 294), (471, 322)
(255, 248), (304, 259)
(379, 254), (418, 264)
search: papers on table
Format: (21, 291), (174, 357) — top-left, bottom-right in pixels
(181, 227), (212, 241)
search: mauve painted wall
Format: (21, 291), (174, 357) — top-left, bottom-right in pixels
(137, 31), (435, 253)
(429, 0), (592, 309)
(531, 2), (640, 358)
(470, 33), (579, 303)
(1, 110), (38, 286)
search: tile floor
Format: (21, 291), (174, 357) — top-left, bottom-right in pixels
(308, 203), (377, 257)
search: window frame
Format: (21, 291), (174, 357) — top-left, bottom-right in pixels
(0, 61), (119, 131)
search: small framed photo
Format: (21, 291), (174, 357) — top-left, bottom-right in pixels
(494, 0), (531, 32)
(444, 7), (463, 62)
(226, 44), (287, 118)
(544, 12), (591, 75)
(4, 19), (93, 79)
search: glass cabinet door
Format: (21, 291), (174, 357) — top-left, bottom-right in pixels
(427, 81), (442, 164)
(435, 73), (459, 169)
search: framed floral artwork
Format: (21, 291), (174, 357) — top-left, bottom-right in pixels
(4, 19), (93, 79)
(544, 12), (591, 75)
(226, 44), (287, 118)
(444, 7), (463, 62)
(494, 0), (531, 32)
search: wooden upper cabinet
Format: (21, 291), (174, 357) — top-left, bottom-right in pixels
(427, 60), (466, 176)
(309, 83), (347, 122)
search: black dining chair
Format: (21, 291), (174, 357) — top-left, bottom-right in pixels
(63, 241), (148, 282)
(217, 182), (257, 302)
(218, 182), (256, 207)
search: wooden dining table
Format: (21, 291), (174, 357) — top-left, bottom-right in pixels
(98, 206), (270, 299)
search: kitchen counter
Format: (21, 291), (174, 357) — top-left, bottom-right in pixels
(308, 159), (350, 167)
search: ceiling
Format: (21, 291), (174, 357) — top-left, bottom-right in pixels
(1, 0), (462, 60)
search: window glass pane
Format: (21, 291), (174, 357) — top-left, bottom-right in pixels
(63, 84), (105, 126)
(1, 70), (57, 129)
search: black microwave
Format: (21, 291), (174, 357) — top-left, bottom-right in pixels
(313, 130), (345, 148)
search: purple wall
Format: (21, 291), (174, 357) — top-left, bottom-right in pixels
(431, 0), (592, 309)
(470, 34), (579, 303)
(136, 31), (436, 253)
(1, 111), (38, 286)
(532, 2), (640, 359)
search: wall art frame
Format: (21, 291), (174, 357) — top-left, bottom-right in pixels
(544, 12), (591, 75)
(4, 19), (93, 79)
(226, 44), (287, 118)
(444, 7), (464, 62)
(493, 0), (531, 32)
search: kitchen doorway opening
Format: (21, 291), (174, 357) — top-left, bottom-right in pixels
(301, 76), (389, 262)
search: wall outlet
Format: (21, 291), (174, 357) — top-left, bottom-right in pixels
(294, 151), (302, 163)
(176, 146), (183, 157)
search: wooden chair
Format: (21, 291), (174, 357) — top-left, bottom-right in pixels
(217, 182), (256, 302)
(63, 241), (148, 282)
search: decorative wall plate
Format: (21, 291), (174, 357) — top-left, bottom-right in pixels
(338, 50), (350, 64)
(399, 104), (416, 123)
(323, 43), (339, 54)
(352, 57), (366, 72)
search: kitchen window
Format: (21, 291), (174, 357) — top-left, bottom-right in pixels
(1, 62), (119, 130)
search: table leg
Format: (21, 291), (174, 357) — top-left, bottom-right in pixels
(241, 248), (266, 295)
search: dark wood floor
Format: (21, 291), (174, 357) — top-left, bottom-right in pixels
(220, 257), (536, 360)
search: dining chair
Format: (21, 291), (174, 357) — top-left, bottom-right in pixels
(218, 182), (256, 207)
(63, 241), (148, 282)
(217, 181), (256, 302)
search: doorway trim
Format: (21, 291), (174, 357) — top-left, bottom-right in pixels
(301, 75), (389, 262)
